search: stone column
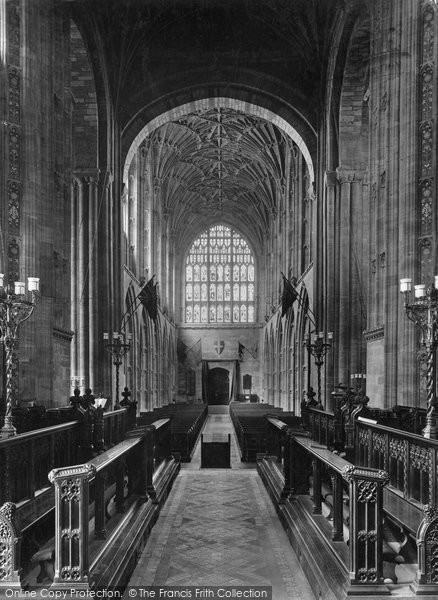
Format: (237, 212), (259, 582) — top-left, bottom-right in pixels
(324, 171), (338, 394)
(336, 169), (352, 384)
(72, 169), (99, 392)
(87, 174), (99, 391)
(367, 0), (421, 407)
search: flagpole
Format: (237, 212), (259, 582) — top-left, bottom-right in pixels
(280, 272), (317, 327)
(120, 275), (157, 331)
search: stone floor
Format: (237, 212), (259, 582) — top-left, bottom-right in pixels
(128, 407), (315, 600)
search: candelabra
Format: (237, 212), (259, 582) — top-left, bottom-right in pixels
(400, 276), (438, 439)
(350, 373), (367, 393)
(103, 332), (131, 409)
(304, 331), (333, 407)
(0, 275), (40, 437)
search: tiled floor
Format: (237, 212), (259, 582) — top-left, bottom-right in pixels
(128, 409), (315, 600)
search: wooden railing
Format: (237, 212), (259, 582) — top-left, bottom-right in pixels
(0, 421), (80, 506)
(355, 420), (438, 508)
(47, 418), (178, 589)
(0, 406), (135, 530)
(0, 418), (180, 591)
(302, 407), (336, 448)
(258, 422), (391, 599)
(301, 399), (438, 594)
(354, 419), (438, 593)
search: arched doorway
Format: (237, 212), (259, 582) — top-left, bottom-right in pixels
(207, 367), (230, 405)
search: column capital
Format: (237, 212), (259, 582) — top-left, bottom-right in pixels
(324, 171), (338, 187)
(73, 168), (100, 186)
(336, 167), (366, 184)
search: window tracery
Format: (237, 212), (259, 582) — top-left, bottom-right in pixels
(185, 225), (255, 323)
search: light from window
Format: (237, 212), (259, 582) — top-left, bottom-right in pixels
(185, 225), (255, 323)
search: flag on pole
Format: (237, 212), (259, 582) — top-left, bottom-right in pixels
(281, 272), (298, 317)
(139, 276), (158, 321)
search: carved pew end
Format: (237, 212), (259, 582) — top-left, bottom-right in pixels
(31, 545), (55, 584)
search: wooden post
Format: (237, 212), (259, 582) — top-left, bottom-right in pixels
(343, 465), (390, 594)
(0, 503), (23, 590)
(94, 472), (106, 540)
(145, 425), (156, 502)
(115, 460), (126, 513)
(410, 504), (438, 595)
(280, 428), (292, 503)
(331, 472), (344, 542)
(48, 464), (95, 589)
(312, 458), (322, 514)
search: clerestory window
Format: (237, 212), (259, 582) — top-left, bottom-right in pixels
(185, 225), (255, 324)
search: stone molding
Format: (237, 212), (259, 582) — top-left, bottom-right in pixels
(363, 326), (384, 341)
(336, 167), (367, 184)
(53, 327), (74, 342)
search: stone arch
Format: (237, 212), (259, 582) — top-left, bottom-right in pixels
(276, 317), (284, 408)
(323, 4), (371, 392)
(326, 2), (371, 171)
(124, 284), (138, 403)
(143, 309), (154, 412)
(123, 97), (315, 185)
(283, 309), (295, 412)
(338, 16), (371, 172)
(295, 285), (311, 414)
(70, 20), (98, 170)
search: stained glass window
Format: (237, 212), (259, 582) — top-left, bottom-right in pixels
(185, 225), (256, 323)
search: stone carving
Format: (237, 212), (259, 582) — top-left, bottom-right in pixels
(8, 67), (20, 123)
(421, 178), (433, 228)
(7, 181), (20, 233)
(422, 3), (435, 63)
(420, 121), (433, 176)
(8, 126), (20, 180)
(421, 64), (434, 118)
(7, 238), (19, 285)
(419, 3), (436, 288)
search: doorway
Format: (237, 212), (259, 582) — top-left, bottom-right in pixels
(207, 367), (230, 405)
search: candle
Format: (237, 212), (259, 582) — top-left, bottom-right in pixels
(14, 281), (25, 295)
(414, 284), (426, 299)
(0, 274), (4, 288)
(400, 278), (412, 293)
(318, 331), (324, 339)
(435, 275), (438, 290)
(103, 332), (109, 340)
(327, 332), (333, 340)
(27, 277), (40, 291)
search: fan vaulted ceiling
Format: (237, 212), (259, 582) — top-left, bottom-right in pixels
(135, 106), (298, 251)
